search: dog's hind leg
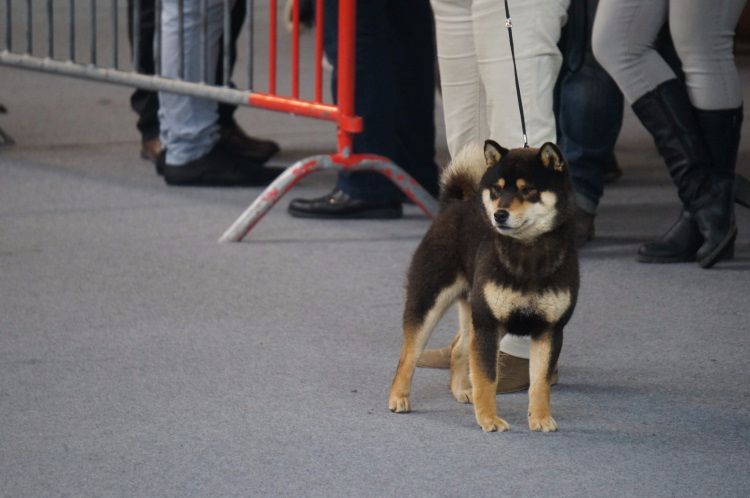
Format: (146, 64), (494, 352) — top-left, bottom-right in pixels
(388, 278), (467, 413)
(528, 330), (559, 432)
(450, 299), (473, 403)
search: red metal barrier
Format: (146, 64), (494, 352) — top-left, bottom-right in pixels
(219, 0), (439, 242)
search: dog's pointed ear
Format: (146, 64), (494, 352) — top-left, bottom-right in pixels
(538, 142), (565, 172)
(484, 140), (508, 167)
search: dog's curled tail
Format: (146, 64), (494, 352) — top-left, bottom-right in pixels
(439, 142), (486, 205)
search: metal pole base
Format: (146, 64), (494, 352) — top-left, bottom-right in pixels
(219, 153), (439, 242)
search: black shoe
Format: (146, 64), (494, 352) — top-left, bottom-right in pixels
(220, 120), (280, 163)
(162, 142), (284, 186)
(637, 210), (703, 263)
(287, 189), (403, 219)
(602, 154), (623, 185)
(573, 206), (595, 248)
(736, 174), (750, 210)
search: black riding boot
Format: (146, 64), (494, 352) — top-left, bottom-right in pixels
(632, 79), (736, 268)
(693, 106), (742, 266)
(638, 106), (745, 263)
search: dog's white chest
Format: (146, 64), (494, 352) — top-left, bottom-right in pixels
(483, 281), (571, 323)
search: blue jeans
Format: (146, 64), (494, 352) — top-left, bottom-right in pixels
(323, 0), (439, 202)
(158, 0), (229, 166)
(554, 0), (623, 214)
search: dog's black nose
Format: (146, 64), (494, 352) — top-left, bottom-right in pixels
(494, 210), (510, 224)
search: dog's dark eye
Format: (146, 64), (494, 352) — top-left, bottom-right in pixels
(490, 185), (503, 197)
(521, 186), (537, 196)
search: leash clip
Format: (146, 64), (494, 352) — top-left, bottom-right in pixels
(505, 17), (512, 28)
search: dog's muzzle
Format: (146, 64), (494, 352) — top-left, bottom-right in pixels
(494, 209), (510, 227)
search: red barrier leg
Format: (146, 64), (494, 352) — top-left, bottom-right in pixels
(218, 154), (439, 242)
(219, 155), (332, 242)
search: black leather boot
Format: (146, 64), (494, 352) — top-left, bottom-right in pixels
(632, 80), (736, 267)
(638, 111), (749, 262)
(694, 106), (743, 267)
(637, 210), (703, 263)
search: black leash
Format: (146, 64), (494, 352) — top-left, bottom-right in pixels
(503, 0), (529, 148)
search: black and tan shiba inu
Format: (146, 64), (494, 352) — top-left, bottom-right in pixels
(388, 140), (579, 433)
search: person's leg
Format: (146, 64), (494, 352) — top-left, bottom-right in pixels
(431, 0), (486, 158)
(332, 0), (428, 204)
(211, 0), (280, 163)
(669, 0), (745, 173)
(216, 0), (244, 125)
(592, 0), (672, 104)
(555, 0), (623, 223)
(669, 0), (745, 112)
(159, 0), (223, 166)
(594, 0), (739, 267)
(289, 0), (432, 218)
(127, 0), (161, 158)
(667, 0), (746, 266)
(384, 0), (439, 198)
(472, 0), (569, 149)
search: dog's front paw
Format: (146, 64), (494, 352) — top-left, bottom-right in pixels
(451, 388), (473, 404)
(388, 392), (411, 413)
(477, 415), (510, 433)
(528, 413), (558, 432)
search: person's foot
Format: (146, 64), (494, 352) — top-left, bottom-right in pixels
(287, 189), (403, 219)
(220, 121), (280, 163)
(140, 138), (162, 163)
(603, 154), (623, 184)
(415, 347), (559, 393)
(573, 206), (595, 248)
(162, 142), (284, 186)
(496, 351), (559, 394)
(283, 0), (315, 32)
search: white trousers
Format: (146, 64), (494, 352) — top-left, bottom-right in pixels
(431, 0), (569, 156)
(431, 0), (569, 359)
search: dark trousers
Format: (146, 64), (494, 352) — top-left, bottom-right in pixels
(554, 0), (684, 212)
(323, 0), (439, 202)
(126, 0), (246, 141)
(554, 0), (624, 212)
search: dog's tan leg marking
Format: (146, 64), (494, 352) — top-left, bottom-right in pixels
(528, 332), (557, 432)
(450, 300), (473, 404)
(469, 333), (509, 433)
(388, 279), (467, 413)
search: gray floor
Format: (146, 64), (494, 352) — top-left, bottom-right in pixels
(2, 8), (750, 498)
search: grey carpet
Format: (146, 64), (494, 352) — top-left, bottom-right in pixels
(1, 6), (750, 497)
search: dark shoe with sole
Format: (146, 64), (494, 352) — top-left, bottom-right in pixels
(603, 154), (623, 185)
(220, 120), (280, 163)
(573, 206), (595, 248)
(288, 189), (402, 219)
(163, 142), (284, 186)
(637, 210), (703, 263)
(736, 174), (750, 210)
